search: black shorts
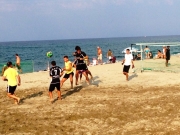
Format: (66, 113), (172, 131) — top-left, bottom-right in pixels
(76, 64), (88, 71)
(7, 85), (17, 94)
(123, 65), (130, 73)
(166, 57), (170, 60)
(63, 72), (74, 79)
(49, 83), (60, 92)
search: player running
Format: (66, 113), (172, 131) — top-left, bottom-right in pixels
(60, 56), (74, 89)
(2, 61), (21, 105)
(73, 46), (90, 85)
(49, 61), (63, 103)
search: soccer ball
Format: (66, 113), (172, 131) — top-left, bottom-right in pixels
(46, 51), (53, 58)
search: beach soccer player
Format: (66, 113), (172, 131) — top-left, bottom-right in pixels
(49, 61), (63, 102)
(60, 56), (74, 90)
(15, 54), (22, 73)
(97, 46), (103, 64)
(2, 61), (21, 105)
(165, 46), (170, 67)
(73, 46), (90, 85)
(122, 49), (134, 81)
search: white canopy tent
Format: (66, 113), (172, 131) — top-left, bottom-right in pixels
(131, 42), (180, 72)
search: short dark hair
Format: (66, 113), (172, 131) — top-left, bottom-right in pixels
(51, 61), (56, 66)
(75, 46), (81, 51)
(7, 61), (12, 67)
(64, 56), (68, 58)
(126, 49), (130, 51)
(15, 54), (18, 56)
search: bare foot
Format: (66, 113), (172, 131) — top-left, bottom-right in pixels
(14, 101), (18, 105)
(17, 98), (20, 104)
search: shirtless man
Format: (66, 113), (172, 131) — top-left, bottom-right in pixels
(97, 46), (103, 64)
(15, 54), (22, 73)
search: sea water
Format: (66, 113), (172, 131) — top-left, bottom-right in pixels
(0, 35), (180, 73)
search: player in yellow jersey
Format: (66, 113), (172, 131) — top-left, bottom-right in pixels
(60, 56), (74, 89)
(2, 61), (21, 104)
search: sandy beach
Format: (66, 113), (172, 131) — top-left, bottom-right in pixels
(1, 55), (180, 134)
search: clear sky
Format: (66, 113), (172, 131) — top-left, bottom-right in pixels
(0, 0), (179, 41)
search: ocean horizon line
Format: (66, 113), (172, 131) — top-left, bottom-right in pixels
(1, 34), (180, 43)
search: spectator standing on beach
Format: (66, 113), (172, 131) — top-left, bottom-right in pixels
(107, 49), (113, 63)
(144, 46), (150, 59)
(2, 61), (21, 105)
(97, 46), (103, 64)
(60, 56), (74, 90)
(165, 46), (170, 67)
(49, 61), (63, 102)
(15, 54), (22, 73)
(162, 46), (166, 59)
(122, 49), (134, 81)
(73, 46), (90, 85)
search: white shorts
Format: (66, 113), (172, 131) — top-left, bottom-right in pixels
(98, 54), (102, 60)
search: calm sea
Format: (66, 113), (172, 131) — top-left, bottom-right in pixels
(0, 35), (180, 73)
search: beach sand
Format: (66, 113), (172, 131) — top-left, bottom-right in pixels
(1, 55), (180, 134)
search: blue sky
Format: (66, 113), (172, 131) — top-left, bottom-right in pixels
(0, 0), (179, 41)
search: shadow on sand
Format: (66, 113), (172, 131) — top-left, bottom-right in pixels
(129, 73), (138, 81)
(61, 85), (83, 100)
(20, 91), (43, 103)
(91, 76), (101, 87)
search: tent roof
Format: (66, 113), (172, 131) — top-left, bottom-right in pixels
(132, 42), (180, 46)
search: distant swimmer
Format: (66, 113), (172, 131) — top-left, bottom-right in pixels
(122, 49), (134, 81)
(2, 61), (21, 105)
(15, 54), (22, 73)
(97, 46), (103, 64)
(60, 56), (74, 90)
(73, 46), (90, 85)
(49, 61), (63, 103)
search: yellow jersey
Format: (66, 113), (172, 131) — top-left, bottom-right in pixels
(65, 61), (73, 74)
(3, 68), (18, 86)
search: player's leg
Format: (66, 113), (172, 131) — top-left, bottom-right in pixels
(82, 71), (90, 85)
(56, 83), (61, 100)
(70, 73), (74, 89)
(86, 70), (93, 79)
(49, 84), (55, 102)
(7, 86), (20, 104)
(60, 76), (68, 88)
(75, 70), (80, 85)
